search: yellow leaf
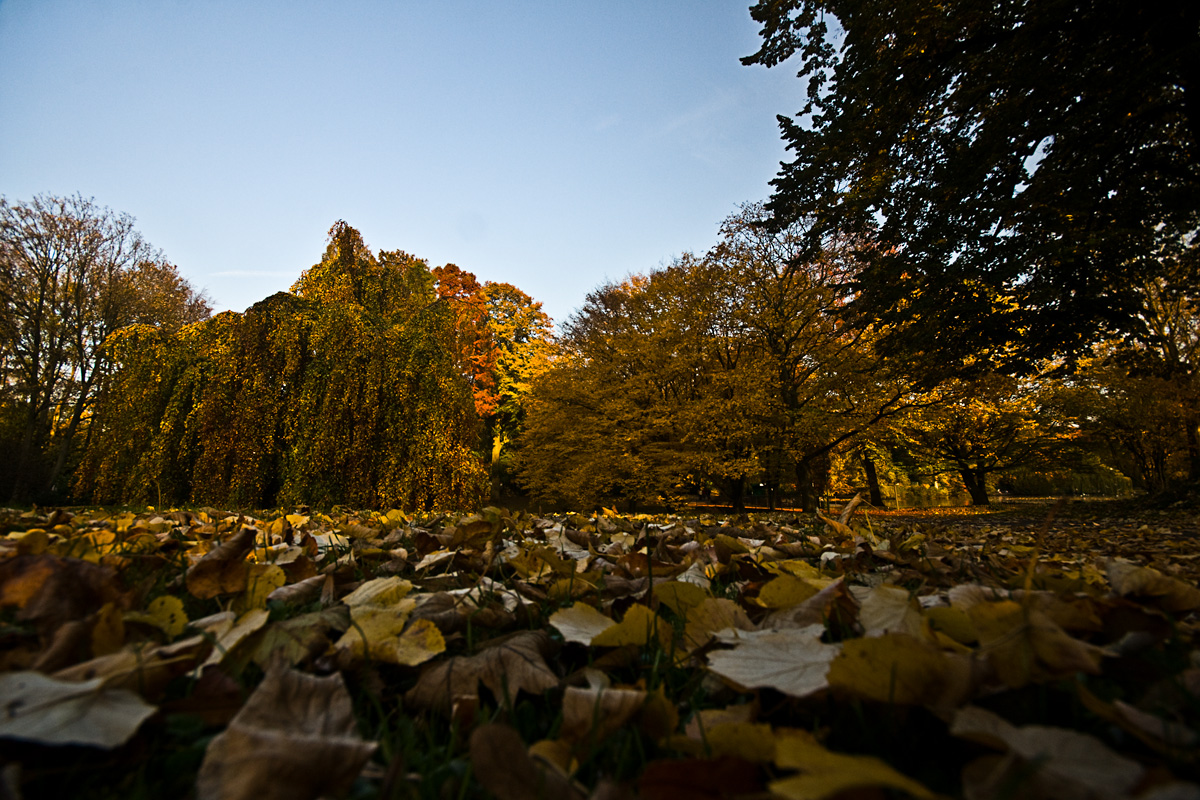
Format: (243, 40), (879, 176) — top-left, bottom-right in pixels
(334, 601), (419, 660)
(592, 604), (669, 649)
(147, 595), (189, 638)
(379, 618), (446, 666)
(923, 606), (977, 645)
(968, 601), (1102, 688)
(652, 580), (709, 616)
(232, 564), (287, 613)
(755, 575), (819, 609)
(341, 577), (413, 607)
(827, 633), (950, 705)
(683, 598), (754, 652)
(771, 734), (936, 799)
(91, 602), (125, 657)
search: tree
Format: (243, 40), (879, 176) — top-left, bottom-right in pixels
(78, 222), (487, 510)
(703, 204), (924, 511)
(518, 205), (925, 513)
(478, 281), (553, 496)
(0, 194), (209, 501)
(895, 374), (1062, 505)
(743, 0), (1200, 371)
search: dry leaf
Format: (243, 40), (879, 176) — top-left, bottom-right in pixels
(827, 633), (952, 705)
(857, 585), (925, 638)
(771, 733), (936, 799)
(0, 671), (156, 748)
(591, 603), (670, 649)
(469, 723), (585, 800)
(1106, 559), (1200, 613)
(550, 602), (616, 645)
(187, 526), (257, 599)
(683, 598), (754, 652)
(951, 705), (1143, 800)
(196, 666), (376, 800)
(559, 684), (647, 746)
(405, 630), (559, 714)
(707, 627), (839, 699)
(968, 601), (1104, 688)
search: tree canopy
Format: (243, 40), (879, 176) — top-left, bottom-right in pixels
(0, 194), (210, 502)
(743, 0), (1200, 371)
(77, 222), (488, 510)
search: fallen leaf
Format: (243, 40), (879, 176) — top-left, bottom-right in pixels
(187, 526), (257, 599)
(683, 598), (754, 652)
(469, 723), (585, 800)
(549, 602), (617, 645)
(771, 733), (936, 799)
(827, 633), (952, 705)
(951, 705), (1143, 800)
(559, 683), (646, 747)
(405, 630), (559, 714)
(707, 627), (839, 699)
(1106, 558), (1200, 613)
(857, 585), (925, 638)
(592, 603), (670, 649)
(968, 601), (1103, 688)
(195, 666), (377, 800)
(0, 671), (156, 748)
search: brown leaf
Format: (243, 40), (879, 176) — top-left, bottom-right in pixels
(559, 684), (646, 747)
(404, 630), (559, 714)
(195, 666), (377, 800)
(187, 526), (258, 599)
(469, 723), (585, 800)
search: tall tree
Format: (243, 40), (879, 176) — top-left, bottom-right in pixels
(0, 194), (209, 501)
(518, 205), (924, 513)
(78, 222), (487, 510)
(743, 0), (1200, 371)
(895, 374), (1062, 505)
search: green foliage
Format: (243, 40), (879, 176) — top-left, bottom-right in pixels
(744, 0), (1200, 371)
(77, 222), (487, 510)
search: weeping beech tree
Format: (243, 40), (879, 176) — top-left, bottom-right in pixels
(77, 222), (487, 509)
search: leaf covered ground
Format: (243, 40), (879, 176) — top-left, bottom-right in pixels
(1, 500), (1199, 799)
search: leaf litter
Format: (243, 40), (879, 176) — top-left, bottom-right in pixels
(0, 501), (1198, 798)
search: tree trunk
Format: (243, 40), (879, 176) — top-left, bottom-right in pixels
(863, 456), (884, 507)
(796, 460), (818, 513)
(1186, 415), (1200, 483)
(727, 476), (746, 515)
(960, 468), (990, 505)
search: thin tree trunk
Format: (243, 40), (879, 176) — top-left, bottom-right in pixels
(863, 455), (884, 507)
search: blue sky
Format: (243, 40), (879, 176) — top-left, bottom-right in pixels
(0, 1), (800, 327)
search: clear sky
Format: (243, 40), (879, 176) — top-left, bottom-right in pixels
(0, 1), (800, 327)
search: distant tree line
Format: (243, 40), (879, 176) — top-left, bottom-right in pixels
(2, 199), (551, 510)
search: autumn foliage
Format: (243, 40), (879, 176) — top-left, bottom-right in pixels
(75, 223), (487, 510)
